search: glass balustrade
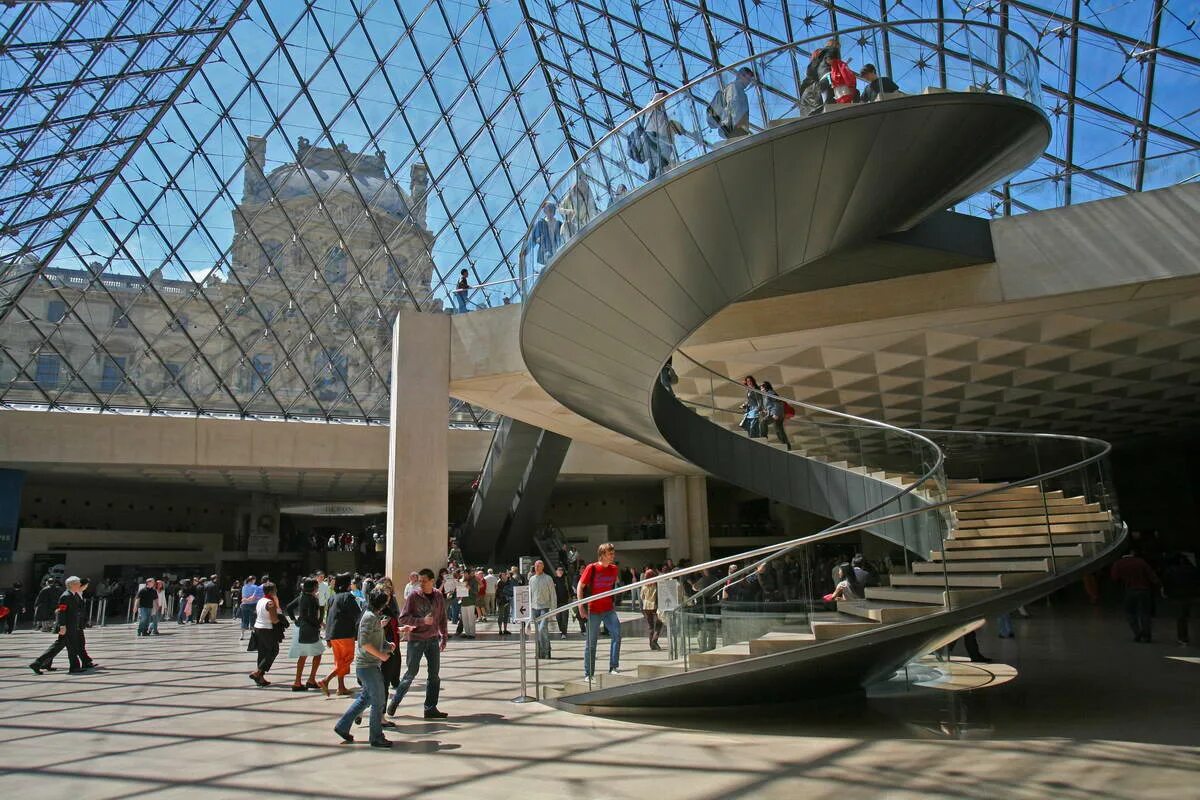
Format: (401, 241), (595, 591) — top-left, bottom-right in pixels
(529, 356), (1119, 704)
(517, 19), (1043, 298)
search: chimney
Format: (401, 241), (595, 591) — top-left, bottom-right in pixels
(409, 162), (429, 228)
(243, 135), (267, 203)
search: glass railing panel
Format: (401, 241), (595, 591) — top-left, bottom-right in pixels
(518, 20), (1043, 304)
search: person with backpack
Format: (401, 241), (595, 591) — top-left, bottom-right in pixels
(706, 67), (757, 139)
(577, 542), (623, 679)
(761, 381), (791, 450)
(638, 90), (686, 179)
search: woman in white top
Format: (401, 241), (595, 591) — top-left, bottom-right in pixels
(248, 581), (280, 686)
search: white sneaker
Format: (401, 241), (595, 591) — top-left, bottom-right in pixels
(608, 668), (622, 675)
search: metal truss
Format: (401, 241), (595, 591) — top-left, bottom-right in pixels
(0, 0), (1195, 427)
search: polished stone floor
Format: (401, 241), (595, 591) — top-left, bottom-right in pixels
(0, 600), (1196, 799)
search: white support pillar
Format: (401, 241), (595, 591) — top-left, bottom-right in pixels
(387, 310), (450, 578)
(686, 474), (710, 563)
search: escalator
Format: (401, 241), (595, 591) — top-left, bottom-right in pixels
(460, 417), (571, 565)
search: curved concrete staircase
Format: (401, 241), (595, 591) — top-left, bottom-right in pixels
(515, 36), (1124, 709)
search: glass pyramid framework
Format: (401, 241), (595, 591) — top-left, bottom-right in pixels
(0, 1), (1196, 424)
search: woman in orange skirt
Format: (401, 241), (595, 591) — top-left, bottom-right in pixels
(317, 572), (361, 697)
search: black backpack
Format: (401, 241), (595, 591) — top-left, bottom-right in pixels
(626, 121), (647, 164)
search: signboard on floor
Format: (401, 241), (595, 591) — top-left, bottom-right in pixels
(512, 584), (531, 622)
(658, 578), (681, 613)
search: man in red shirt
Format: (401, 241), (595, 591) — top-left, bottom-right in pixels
(1111, 547), (1163, 643)
(577, 542), (622, 679)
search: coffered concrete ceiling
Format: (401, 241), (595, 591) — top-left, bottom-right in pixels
(678, 281), (1200, 439)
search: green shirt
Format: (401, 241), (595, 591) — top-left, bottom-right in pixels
(354, 609), (387, 669)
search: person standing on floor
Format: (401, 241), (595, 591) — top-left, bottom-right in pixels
(528, 560), (556, 659)
(286, 578), (324, 691)
(248, 581), (282, 686)
(3, 581), (24, 633)
(334, 590), (403, 748)
(552, 565), (571, 639)
(458, 570), (478, 639)
(239, 576), (263, 640)
(318, 572), (361, 697)
(29, 576), (84, 675)
(1111, 546), (1163, 643)
(483, 568), (499, 620)
(76, 578), (97, 670)
(151, 579), (165, 635)
(578, 543), (623, 679)
(199, 575), (222, 623)
(495, 571), (512, 636)
(387, 568), (449, 720)
(135, 578), (158, 637)
(317, 571), (333, 625)
(640, 567), (664, 650)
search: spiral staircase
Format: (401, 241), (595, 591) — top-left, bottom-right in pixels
(515, 22), (1126, 710)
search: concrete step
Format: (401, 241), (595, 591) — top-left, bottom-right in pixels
(865, 585), (993, 606)
(954, 502), (1100, 520)
(890, 572), (1043, 590)
(748, 631), (817, 655)
(891, 573), (1005, 589)
(931, 545), (1086, 561)
(636, 663), (687, 679)
(809, 612), (880, 640)
(597, 671), (642, 689)
(951, 521), (1112, 538)
(950, 484), (1065, 503)
(943, 532), (1106, 549)
(836, 599), (940, 624)
(948, 483), (1041, 495)
(864, 586), (947, 605)
(913, 558), (1051, 573)
(957, 512), (1111, 528)
(689, 642), (754, 667)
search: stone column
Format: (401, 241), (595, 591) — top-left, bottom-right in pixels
(663, 475), (689, 563)
(386, 310), (450, 578)
(685, 474), (710, 563)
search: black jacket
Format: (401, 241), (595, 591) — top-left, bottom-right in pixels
(203, 581), (222, 604)
(53, 590), (82, 632)
(287, 593), (321, 644)
(324, 591), (361, 641)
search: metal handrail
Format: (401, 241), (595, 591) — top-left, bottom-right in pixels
(517, 18), (1042, 299)
(538, 426), (1109, 625)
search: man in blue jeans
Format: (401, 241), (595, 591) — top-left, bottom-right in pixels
(135, 579), (158, 636)
(578, 542), (622, 679)
(334, 589), (401, 748)
(388, 568), (449, 719)
(528, 559), (556, 659)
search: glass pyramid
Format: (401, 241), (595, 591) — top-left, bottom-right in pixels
(0, 1), (1195, 423)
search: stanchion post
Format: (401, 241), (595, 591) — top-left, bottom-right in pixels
(511, 620), (535, 703)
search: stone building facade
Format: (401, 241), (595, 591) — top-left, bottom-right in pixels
(0, 136), (436, 420)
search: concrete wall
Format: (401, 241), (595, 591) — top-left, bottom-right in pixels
(5, 528), (225, 586)
(18, 481), (238, 533)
